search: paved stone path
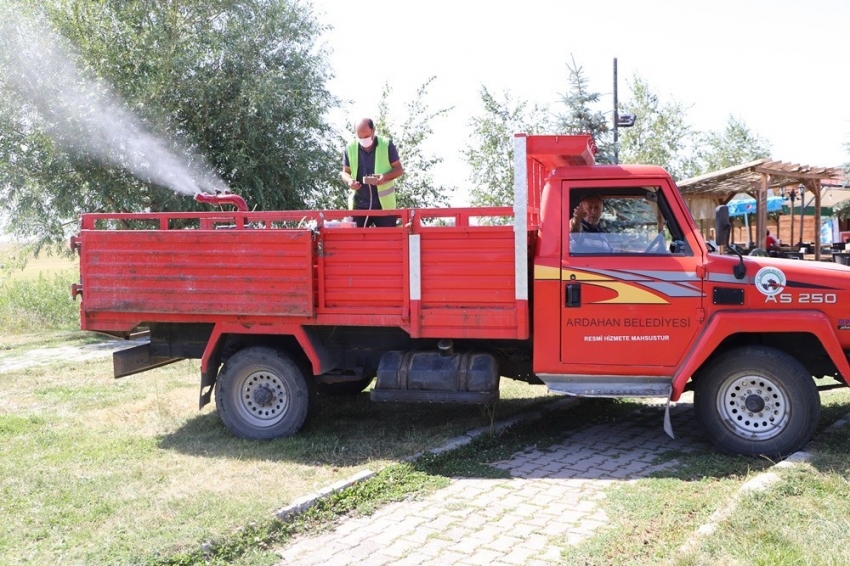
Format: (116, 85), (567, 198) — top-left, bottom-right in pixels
(276, 400), (710, 565)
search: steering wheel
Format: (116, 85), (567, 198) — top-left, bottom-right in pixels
(644, 232), (667, 253)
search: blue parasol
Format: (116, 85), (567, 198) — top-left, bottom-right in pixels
(726, 196), (785, 217)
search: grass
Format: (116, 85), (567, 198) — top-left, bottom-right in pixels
(0, 343), (564, 566)
(669, 392), (850, 566)
(4, 340), (850, 565)
(0, 270), (80, 334)
(0, 242), (80, 334)
(683, 466), (850, 566)
(557, 389), (850, 566)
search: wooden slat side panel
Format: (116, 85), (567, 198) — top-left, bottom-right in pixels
(418, 227), (520, 336)
(80, 230), (314, 316)
(320, 231), (406, 309)
(420, 228), (516, 306)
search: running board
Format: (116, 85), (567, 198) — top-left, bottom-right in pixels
(536, 374), (672, 397)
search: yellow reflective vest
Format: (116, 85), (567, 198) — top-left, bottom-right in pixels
(346, 136), (396, 210)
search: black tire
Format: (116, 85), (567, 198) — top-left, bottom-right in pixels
(316, 377), (373, 396)
(215, 346), (312, 440)
(694, 346), (820, 458)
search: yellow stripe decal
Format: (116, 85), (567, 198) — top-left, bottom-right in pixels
(560, 269), (613, 281)
(533, 265), (669, 304)
(585, 282), (669, 304)
(534, 265), (561, 280)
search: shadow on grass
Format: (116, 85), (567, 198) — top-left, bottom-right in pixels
(156, 390), (561, 466)
(413, 395), (850, 483)
(653, 392), (850, 483)
(156, 390), (850, 481)
(802, 394), (850, 475)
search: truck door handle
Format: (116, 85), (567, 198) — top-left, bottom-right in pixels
(565, 283), (581, 307)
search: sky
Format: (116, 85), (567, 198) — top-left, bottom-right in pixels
(310, 0), (850, 206)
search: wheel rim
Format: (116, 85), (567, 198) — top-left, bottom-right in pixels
(235, 369), (291, 428)
(716, 374), (790, 440)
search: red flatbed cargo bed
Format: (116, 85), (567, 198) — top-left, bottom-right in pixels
(77, 207), (530, 340)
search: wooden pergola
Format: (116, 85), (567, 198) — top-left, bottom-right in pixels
(678, 159), (844, 260)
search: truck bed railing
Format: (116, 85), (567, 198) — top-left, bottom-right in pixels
(81, 205), (521, 231)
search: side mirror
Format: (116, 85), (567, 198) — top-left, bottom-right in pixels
(715, 205), (731, 248)
(715, 204), (746, 279)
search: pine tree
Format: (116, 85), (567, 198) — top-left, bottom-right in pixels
(553, 56), (613, 164)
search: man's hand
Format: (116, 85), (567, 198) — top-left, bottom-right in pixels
(347, 179), (361, 190)
(573, 204), (587, 222)
(570, 204), (586, 232)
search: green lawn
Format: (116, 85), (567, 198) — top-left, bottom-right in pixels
(0, 340), (560, 566)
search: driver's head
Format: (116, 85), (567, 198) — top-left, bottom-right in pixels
(579, 195), (604, 226)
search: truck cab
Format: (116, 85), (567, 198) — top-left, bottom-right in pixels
(523, 134), (850, 458)
(532, 166), (703, 382)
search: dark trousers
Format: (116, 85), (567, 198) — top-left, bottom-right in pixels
(353, 211), (398, 228)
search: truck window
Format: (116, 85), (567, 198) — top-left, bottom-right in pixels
(569, 188), (691, 256)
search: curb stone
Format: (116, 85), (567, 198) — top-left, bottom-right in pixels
(274, 470), (378, 520)
(406, 397), (579, 461)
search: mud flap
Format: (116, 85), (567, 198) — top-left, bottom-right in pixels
(663, 393), (675, 439)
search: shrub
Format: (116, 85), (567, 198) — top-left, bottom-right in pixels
(0, 269), (79, 333)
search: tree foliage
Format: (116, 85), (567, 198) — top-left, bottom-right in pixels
(463, 86), (549, 208)
(619, 76), (770, 180)
(697, 115), (771, 173)
(618, 75), (700, 181)
(460, 56), (774, 213)
(0, 0), (339, 246)
(554, 56), (613, 164)
(373, 77), (454, 210)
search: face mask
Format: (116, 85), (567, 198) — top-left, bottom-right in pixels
(358, 136), (374, 149)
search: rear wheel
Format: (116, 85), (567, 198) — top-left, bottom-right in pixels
(694, 346), (820, 458)
(215, 346), (311, 440)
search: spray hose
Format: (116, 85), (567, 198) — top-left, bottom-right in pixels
(194, 192), (248, 211)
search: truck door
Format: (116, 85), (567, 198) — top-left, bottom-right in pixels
(560, 183), (703, 369)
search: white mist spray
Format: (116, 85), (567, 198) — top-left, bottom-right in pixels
(0, 6), (228, 196)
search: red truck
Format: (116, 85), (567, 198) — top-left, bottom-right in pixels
(72, 134), (850, 459)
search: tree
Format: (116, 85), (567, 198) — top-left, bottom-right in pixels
(618, 75), (700, 181)
(463, 86), (549, 207)
(697, 116), (771, 173)
(373, 77), (454, 210)
(0, 0), (340, 248)
(553, 56), (613, 163)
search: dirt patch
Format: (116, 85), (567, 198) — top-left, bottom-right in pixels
(0, 339), (144, 374)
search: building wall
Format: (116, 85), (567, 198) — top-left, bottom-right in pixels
(731, 215), (820, 247)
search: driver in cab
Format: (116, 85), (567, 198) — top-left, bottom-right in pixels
(569, 195), (613, 253)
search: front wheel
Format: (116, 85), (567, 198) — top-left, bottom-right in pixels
(694, 346), (820, 458)
(215, 346), (312, 440)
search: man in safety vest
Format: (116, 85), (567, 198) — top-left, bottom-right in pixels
(340, 118), (404, 227)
